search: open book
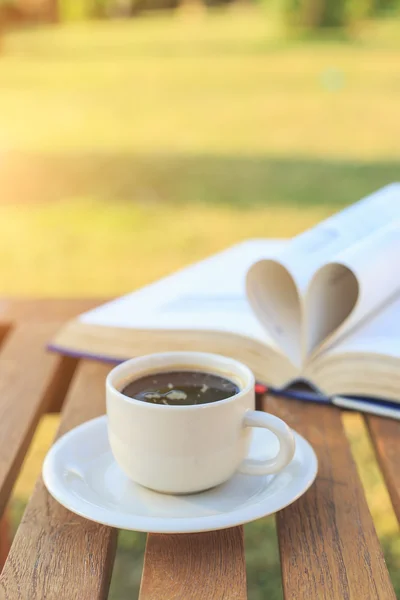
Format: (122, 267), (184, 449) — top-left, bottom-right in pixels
(51, 184), (400, 403)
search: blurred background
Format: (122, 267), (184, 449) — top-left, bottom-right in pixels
(1, 0), (399, 598)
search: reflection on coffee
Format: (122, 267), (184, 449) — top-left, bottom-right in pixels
(121, 370), (240, 406)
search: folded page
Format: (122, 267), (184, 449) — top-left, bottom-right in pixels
(326, 295), (400, 360)
(306, 222), (400, 356)
(246, 184), (400, 365)
(276, 183), (400, 295)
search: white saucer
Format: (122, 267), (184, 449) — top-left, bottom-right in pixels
(43, 415), (317, 534)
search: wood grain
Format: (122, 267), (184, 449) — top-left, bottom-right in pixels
(365, 415), (400, 523)
(0, 323), (78, 517)
(139, 528), (247, 600)
(0, 511), (10, 572)
(264, 396), (396, 600)
(0, 325), (11, 349)
(0, 296), (396, 600)
(45, 355), (79, 413)
(0, 360), (117, 600)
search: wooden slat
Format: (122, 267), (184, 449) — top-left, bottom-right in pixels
(0, 298), (105, 324)
(0, 361), (117, 600)
(0, 325), (11, 349)
(365, 415), (400, 523)
(139, 389), (272, 599)
(0, 323), (78, 517)
(264, 396), (396, 600)
(0, 511), (10, 572)
(139, 528), (247, 600)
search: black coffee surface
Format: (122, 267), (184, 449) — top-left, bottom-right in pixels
(121, 370), (240, 406)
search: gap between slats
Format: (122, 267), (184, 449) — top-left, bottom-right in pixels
(0, 323), (79, 518)
(342, 413), (400, 594)
(263, 395), (396, 600)
(363, 414), (400, 524)
(0, 360), (117, 600)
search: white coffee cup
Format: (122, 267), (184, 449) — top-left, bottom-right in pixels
(106, 351), (295, 494)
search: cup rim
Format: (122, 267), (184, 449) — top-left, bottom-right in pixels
(106, 351), (255, 410)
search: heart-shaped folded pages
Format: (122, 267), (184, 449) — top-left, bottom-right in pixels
(247, 224), (400, 369)
(246, 259), (359, 368)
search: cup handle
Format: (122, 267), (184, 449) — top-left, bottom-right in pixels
(239, 410), (296, 476)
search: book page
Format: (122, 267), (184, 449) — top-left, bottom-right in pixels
(326, 295), (400, 359)
(246, 183), (400, 365)
(306, 223), (400, 356)
(272, 183), (400, 294)
(308, 295), (400, 401)
(80, 239), (284, 348)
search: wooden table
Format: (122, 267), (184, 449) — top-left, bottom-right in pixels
(0, 298), (398, 600)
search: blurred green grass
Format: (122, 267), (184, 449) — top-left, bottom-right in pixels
(2, 10), (400, 156)
(0, 9), (399, 295)
(1, 9), (400, 296)
(2, 8), (399, 599)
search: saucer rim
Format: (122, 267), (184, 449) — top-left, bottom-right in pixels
(42, 415), (318, 534)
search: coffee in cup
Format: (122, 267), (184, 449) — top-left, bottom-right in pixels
(106, 352), (295, 494)
(121, 370), (240, 406)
